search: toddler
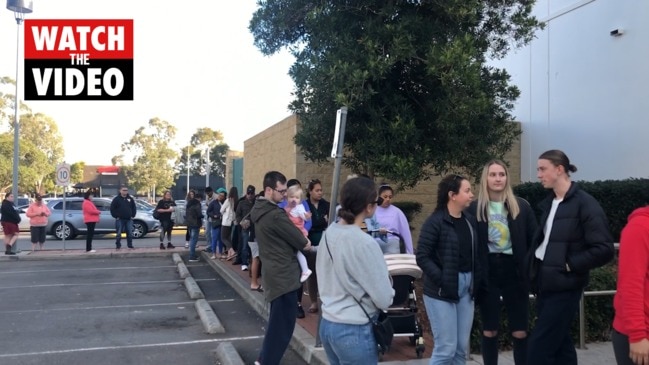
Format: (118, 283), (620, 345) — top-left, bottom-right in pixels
(285, 185), (312, 282)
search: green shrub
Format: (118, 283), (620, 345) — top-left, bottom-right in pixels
(393, 201), (423, 223)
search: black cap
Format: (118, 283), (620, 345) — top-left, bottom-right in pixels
(246, 185), (256, 194)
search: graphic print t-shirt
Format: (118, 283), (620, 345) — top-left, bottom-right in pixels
(487, 201), (512, 254)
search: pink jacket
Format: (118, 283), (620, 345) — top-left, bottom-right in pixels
(82, 199), (101, 223)
(26, 202), (50, 227)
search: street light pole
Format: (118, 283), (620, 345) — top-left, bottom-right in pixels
(6, 0), (33, 201)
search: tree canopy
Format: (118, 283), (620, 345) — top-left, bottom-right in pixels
(250, 0), (541, 188)
(176, 127), (229, 178)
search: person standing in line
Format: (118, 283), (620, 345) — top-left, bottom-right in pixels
(184, 190), (195, 249)
(82, 190), (101, 253)
(235, 185), (256, 271)
(468, 160), (537, 365)
(251, 171), (310, 365)
(304, 178), (330, 313)
(1, 192), (20, 255)
(248, 191), (264, 291)
(283, 185), (313, 283)
(527, 150), (614, 365)
(220, 186), (238, 261)
(613, 204), (649, 365)
(368, 184), (414, 254)
(204, 186), (215, 253)
(26, 194), (51, 252)
(186, 193), (204, 262)
(317, 176), (394, 365)
(206, 191), (223, 260)
(110, 186), (137, 250)
(155, 190), (176, 250)
(416, 174), (481, 365)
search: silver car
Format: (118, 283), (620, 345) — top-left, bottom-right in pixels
(45, 197), (160, 240)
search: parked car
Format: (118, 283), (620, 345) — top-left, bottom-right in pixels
(0, 205), (30, 232)
(171, 200), (207, 227)
(45, 197), (160, 240)
(135, 199), (155, 213)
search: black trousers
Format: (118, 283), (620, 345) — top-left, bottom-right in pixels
(527, 289), (582, 365)
(612, 329), (636, 365)
(85, 222), (96, 251)
(259, 289), (299, 365)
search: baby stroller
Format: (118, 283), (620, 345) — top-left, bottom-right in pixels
(384, 253), (426, 359)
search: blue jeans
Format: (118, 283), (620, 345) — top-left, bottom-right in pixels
(188, 226), (200, 259)
(210, 226), (223, 254)
(115, 218), (134, 248)
(319, 317), (378, 365)
(424, 272), (474, 365)
(239, 229), (250, 265)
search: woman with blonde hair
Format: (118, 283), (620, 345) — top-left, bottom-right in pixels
(467, 160), (537, 365)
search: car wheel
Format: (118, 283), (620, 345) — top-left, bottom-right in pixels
(132, 220), (148, 238)
(53, 222), (76, 240)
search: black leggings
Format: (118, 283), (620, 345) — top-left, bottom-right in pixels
(612, 329), (635, 365)
(160, 220), (174, 242)
(85, 222), (96, 251)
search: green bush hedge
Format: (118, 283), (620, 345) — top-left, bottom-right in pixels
(393, 201), (423, 224)
(468, 178), (643, 352)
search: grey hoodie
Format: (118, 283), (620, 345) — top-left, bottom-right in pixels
(250, 197), (309, 302)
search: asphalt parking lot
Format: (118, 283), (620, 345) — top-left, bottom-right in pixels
(0, 255), (306, 365)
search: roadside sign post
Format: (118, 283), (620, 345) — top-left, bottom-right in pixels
(56, 163), (70, 251)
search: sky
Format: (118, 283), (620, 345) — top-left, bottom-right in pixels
(0, 0), (296, 165)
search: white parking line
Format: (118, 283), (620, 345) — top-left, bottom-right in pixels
(0, 336), (265, 358)
(0, 278), (217, 290)
(0, 299), (236, 314)
(0, 265), (178, 275)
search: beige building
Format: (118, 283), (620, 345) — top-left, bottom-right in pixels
(238, 114), (521, 242)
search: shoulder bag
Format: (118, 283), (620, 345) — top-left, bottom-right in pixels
(324, 234), (394, 354)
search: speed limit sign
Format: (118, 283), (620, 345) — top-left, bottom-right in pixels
(56, 163), (71, 186)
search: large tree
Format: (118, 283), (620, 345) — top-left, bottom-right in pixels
(176, 127), (229, 178)
(120, 118), (179, 197)
(250, 1), (541, 187)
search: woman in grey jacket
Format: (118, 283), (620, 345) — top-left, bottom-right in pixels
(317, 177), (394, 365)
(416, 174), (480, 365)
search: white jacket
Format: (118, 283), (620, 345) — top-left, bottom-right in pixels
(220, 198), (235, 227)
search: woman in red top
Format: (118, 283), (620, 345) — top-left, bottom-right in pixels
(26, 194), (51, 252)
(82, 190), (101, 253)
(613, 206), (649, 365)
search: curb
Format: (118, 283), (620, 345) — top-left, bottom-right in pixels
(177, 262), (190, 278)
(212, 342), (245, 365)
(0, 250), (176, 261)
(184, 276), (205, 299)
(201, 251), (328, 365)
(172, 252), (183, 264)
(195, 298), (225, 334)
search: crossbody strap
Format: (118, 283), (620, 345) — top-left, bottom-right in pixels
(324, 233), (373, 321)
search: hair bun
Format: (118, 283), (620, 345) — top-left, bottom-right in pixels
(568, 164), (578, 173)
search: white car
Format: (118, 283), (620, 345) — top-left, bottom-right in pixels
(0, 206), (30, 232)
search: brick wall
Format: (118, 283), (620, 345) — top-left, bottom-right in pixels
(238, 115), (522, 244)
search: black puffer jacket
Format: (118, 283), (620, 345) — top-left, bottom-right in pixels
(528, 182), (614, 294)
(0, 199), (21, 224)
(467, 197), (537, 292)
(416, 208), (482, 303)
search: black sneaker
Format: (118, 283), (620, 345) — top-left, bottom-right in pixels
(188, 257), (199, 262)
(167, 243), (175, 249)
(160, 243), (166, 250)
(296, 304), (305, 319)
(5, 251), (16, 255)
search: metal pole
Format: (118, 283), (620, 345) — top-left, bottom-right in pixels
(186, 145), (190, 196)
(62, 192), (66, 251)
(11, 17), (22, 205)
(206, 147), (210, 187)
(326, 107), (348, 224)
(578, 292), (586, 349)
(317, 107), (348, 348)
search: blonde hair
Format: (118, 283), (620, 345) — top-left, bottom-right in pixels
(287, 185), (303, 199)
(476, 160), (520, 222)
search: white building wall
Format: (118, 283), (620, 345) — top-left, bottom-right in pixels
(494, 0), (649, 181)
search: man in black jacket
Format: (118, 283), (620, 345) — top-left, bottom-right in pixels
(110, 186), (137, 249)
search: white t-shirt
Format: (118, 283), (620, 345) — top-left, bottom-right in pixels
(535, 198), (563, 260)
(290, 203), (307, 220)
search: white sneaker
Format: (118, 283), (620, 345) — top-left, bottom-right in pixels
(184, 242), (189, 249)
(300, 269), (312, 283)
(87, 250), (96, 253)
(210, 255), (216, 260)
(241, 265), (249, 271)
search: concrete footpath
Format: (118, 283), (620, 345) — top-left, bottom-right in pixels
(202, 250), (617, 365)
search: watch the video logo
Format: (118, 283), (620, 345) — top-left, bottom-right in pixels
(24, 19), (134, 100)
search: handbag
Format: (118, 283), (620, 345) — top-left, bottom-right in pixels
(324, 234), (394, 354)
(153, 210), (161, 220)
(211, 214), (222, 228)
